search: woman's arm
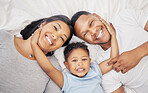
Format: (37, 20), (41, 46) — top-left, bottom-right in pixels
(31, 29), (64, 88)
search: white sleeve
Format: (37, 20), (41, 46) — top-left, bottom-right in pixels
(123, 86), (136, 93)
(102, 70), (122, 93)
(119, 9), (148, 29)
(131, 9), (148, 29)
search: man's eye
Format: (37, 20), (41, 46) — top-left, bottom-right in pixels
(54, 26), (57, 31)
(90, 20), (94, 27)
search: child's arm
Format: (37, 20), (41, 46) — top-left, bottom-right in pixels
(31, 29), (64, 88)
(98, 19), (119, 75)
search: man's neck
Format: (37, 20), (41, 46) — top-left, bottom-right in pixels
(99, 40), (111, 51)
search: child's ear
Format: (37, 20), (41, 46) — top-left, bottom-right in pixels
(89, 58), (91, 62)
(64, 61), (69, 69)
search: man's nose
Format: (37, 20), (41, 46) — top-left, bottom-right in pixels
(89, 28), (97, 37)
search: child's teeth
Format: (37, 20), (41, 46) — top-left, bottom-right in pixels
(77, 69), (84, 71)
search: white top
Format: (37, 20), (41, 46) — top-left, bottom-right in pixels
(95, 9), (148, 93)
(62, 62), (103, 93)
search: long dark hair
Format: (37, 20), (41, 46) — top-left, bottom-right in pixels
(21, 15), (73, 56)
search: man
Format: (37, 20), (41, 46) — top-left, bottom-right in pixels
(71, 9), (148, 93)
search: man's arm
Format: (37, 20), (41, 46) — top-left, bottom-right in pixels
(108, 41), (148, 73)
(31, 29), (64, 88)
(112, 86), (125, 93)
(144, 21), (148, 31)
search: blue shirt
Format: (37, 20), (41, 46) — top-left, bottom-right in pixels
(62, 62), (103, 93)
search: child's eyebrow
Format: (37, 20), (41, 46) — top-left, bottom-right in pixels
(71, 57), (78, 59)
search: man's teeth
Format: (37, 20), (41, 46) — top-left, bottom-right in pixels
(46, 36), (52, 45)
(96, 29), (103, 39)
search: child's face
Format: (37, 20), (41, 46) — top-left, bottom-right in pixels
(65, 48), (91, 77)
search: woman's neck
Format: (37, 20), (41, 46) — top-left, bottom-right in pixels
(14, 36), (36, 60)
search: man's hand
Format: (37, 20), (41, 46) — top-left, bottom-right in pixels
(108, 50), (142, 73)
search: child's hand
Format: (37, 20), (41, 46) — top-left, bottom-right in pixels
(31, 28), (42, 46)
(93, 13), (116, 36)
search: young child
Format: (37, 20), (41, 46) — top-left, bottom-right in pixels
(31, 18), (119, 93)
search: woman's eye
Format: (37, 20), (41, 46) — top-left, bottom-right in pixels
(54, 26), (57, 31)
(61, 37), (64, 42)
(83, 32), (88, 37)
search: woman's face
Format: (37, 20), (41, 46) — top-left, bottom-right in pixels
(37, 20), (70, 53)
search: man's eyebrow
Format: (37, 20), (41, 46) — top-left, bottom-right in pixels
(57, 23), (61, 28)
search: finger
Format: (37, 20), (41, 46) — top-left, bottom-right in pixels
(112, 63), (121, 71)
(115, 65), (125, 72)
(121, 67), (129, 74)
(108, 56), (118, 65)
(93, 13), (101, 19)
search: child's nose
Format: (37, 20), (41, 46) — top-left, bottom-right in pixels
(78, 62), (83, 66)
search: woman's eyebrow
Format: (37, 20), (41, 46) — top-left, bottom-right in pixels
(57, 23), (61, 29)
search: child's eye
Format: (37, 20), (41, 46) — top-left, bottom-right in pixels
(82, 59), (87, 61)
(72, 59), (77, 62)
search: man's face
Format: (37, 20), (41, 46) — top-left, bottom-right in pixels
(74, 14), (111, 45)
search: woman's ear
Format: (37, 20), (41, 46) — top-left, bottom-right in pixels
(64, 61), (69, 69)
(40, 22), (46, 28)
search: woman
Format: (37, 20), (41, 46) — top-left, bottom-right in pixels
(0, 15), (73, 93)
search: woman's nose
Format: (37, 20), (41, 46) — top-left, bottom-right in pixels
(51, 34), (57, 40)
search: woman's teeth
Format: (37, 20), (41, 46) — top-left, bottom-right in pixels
(96, 29), (103, 39)
(46, 36), (52, 45)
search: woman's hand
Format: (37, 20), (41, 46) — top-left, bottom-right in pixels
(93, 13), (116, 36)
(31, 28), (42, 46)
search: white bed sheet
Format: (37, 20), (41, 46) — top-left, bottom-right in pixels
(0, 0), (148, 69)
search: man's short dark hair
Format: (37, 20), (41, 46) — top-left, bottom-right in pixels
(71, 11), (90, 35)
(64, 42), (89, 62)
